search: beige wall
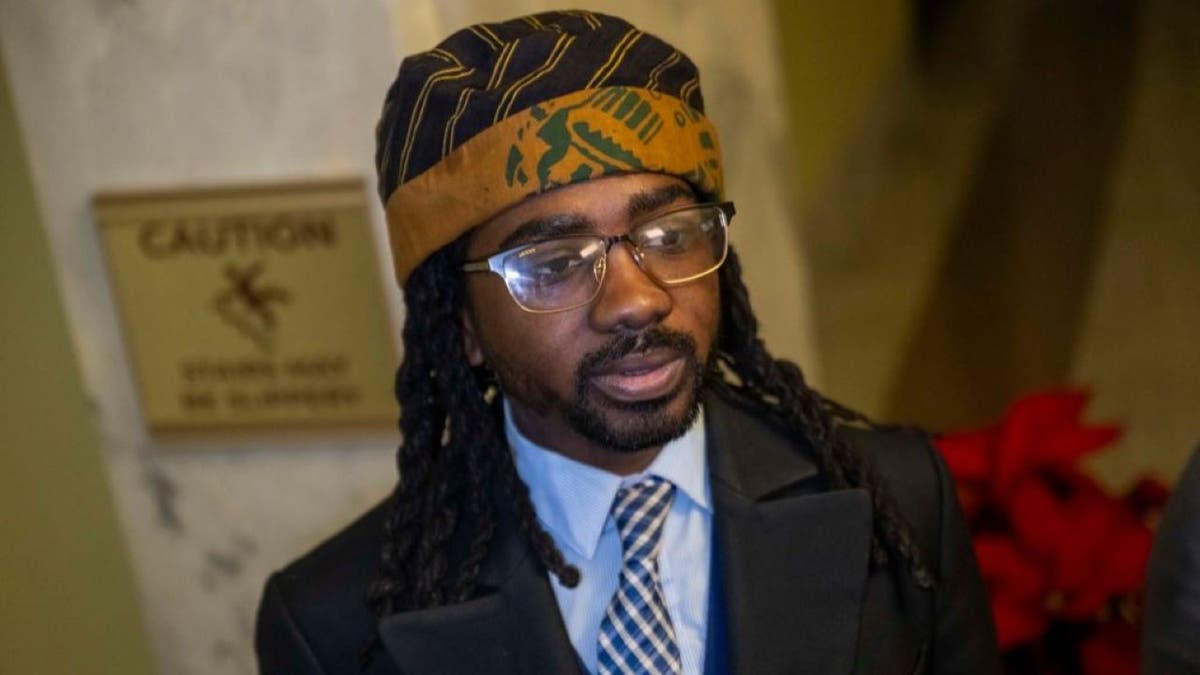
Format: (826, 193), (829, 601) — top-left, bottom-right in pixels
(774, 0), (935, 418)
(1, 4), (404, 673)
(1072, 0), (1200, 485)
(787, 0), (1200, 488)
(0, 55), (155, 675)
(774, 0), (909, 213)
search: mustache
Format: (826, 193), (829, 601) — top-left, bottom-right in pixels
(577, 327), (699, 377)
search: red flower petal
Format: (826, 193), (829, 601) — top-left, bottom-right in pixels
(935, 428), (995, 483)
(975, 535), (1050, 601)
(992, 390), (1120, 498)
(1080, 622), (1139, 675)
(1092, 524), (1153, 596)
(1039, 424), (1123, 468)
(973, 536), (1050, 648)
(1125, 476), (1171, 519)
(1051, 480), (1116, 593)
(992, 596), (1048, 649)
(931, 388), (1154, 659)
(1008, 478), (1071, 559)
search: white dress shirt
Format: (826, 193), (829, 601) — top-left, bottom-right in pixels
(506, 402), (713, 675)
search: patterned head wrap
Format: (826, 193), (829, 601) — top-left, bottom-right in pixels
(375, 10), (724, 285)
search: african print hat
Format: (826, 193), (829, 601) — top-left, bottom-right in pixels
(375, 10), (724, 285)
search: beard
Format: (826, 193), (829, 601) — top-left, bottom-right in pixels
(485, 326), (708, 453)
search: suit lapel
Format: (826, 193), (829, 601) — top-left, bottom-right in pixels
(377, 501), (581, 674)
(706, 391), (873, 675)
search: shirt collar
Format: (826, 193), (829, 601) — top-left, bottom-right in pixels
(506, 399), (710, 561)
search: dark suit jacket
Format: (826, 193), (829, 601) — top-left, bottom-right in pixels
(256, 390), (1000, 674)
(1142, 447), (1200, 674)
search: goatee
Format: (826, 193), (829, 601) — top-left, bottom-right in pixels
(565, 327), (707, 452)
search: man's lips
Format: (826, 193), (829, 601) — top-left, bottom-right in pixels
(588, 348), (687, 402)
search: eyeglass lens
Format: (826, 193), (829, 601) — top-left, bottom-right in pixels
(501, 205), (728, 312)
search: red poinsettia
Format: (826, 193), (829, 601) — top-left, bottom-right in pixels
(934, 390), (1169, 675)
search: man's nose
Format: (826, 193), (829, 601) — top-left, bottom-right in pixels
(588, 243), (672, 332)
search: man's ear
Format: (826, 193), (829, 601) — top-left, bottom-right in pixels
(459, 306), (485, 367)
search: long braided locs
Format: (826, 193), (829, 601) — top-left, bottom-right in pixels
(364, 235), (577, 623)
(711, 248), (936, 589)
(365, 241), (935, 634)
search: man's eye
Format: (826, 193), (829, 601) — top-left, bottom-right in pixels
(528, 255), (584, 282)
(538, 257), (576, 274)
(643, 225), (695, 253)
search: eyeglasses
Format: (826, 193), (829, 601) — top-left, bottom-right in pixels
(461, 202), (735, 313)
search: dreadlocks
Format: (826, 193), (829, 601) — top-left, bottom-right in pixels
(710, 248), (936, 590)
(365, 238), (935, 622)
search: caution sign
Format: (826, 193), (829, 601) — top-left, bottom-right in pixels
(95, 179), (398, 433)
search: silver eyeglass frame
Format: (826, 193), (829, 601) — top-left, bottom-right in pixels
(460, 201), (736, 314)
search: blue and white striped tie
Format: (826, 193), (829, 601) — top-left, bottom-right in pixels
(597, 476), (682, 675)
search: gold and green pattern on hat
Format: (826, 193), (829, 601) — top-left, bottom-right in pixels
(386, 85), (722, 285)
(374, 11), (724, 285)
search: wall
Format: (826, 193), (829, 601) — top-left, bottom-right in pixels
(1072, 0), (1200, 485)
(1, 4), (405, 673)
(0, 2), (814, 672)
(0, 54), (155, 675)
(788, 0), (1200, 486)
(782, 0), (1030, 419)
(773, 0), (909, 214)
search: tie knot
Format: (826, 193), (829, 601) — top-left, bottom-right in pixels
(610, 476), (676, 561)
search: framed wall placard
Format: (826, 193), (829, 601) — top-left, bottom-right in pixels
(94, 179), (398, 433)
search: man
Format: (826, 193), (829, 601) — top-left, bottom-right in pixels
(256, 10), (1000, 674)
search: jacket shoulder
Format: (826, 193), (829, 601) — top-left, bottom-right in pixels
(842, 425), (1003, 673)
(839, 425), (948, 573)
(256, 500), (390, 673)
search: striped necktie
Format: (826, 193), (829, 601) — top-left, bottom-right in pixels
(597, 476), (682, 674)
